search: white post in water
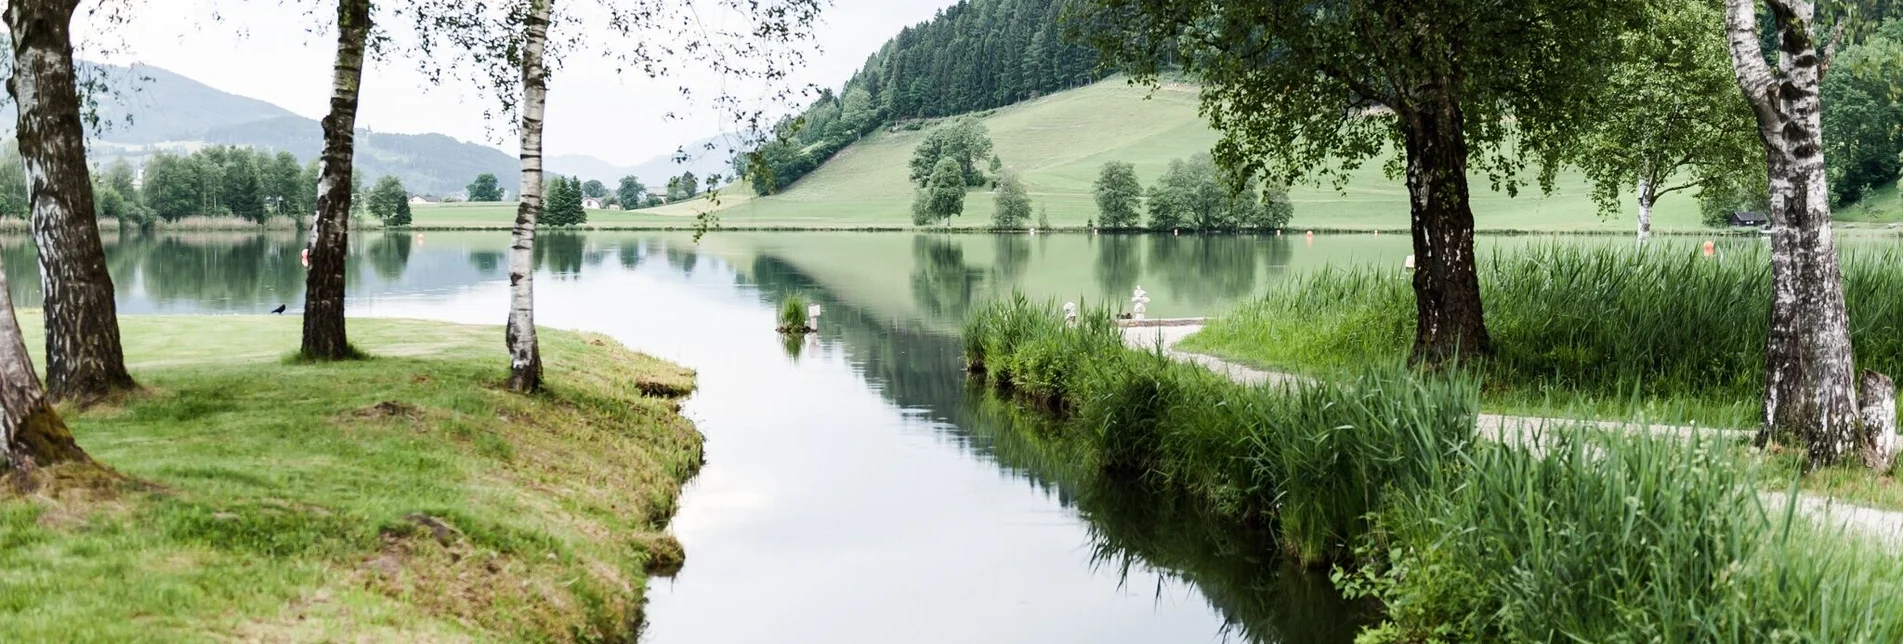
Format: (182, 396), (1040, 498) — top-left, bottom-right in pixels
(1404, 254), (1416, 271)
(1130, 286), (1150, 321)
(807, 304), (823, 332)
(1063, 301), (1079, 327)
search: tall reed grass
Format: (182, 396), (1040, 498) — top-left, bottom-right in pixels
(969, 295), (1903, 640)
(1350, 430), (1903, 642)
(1181, 244), (1903, 422)
(965, 296), (1476, 565)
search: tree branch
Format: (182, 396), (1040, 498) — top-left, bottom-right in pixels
(1822, 21), (1846, 81)
(1723, 0), (1780, 129)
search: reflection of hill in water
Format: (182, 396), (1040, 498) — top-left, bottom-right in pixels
(1, 231), (501, 313)
(690, 241), (1362, 643)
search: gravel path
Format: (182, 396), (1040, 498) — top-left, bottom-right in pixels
(1121, 322), (1903, 547)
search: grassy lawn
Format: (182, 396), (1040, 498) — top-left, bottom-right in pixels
(650, 79), (1727, 232)
(404, 193), (753, 230)
(4, 313), (700, 641)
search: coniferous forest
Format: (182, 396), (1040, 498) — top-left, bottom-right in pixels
(744, 0), (1103, 195)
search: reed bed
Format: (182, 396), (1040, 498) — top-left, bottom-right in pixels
(1180, 244), (1903, 423)
(967, 295), (1903, 640)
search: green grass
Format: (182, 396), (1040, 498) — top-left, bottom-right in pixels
(6, 313), (701, 641)
(659, 78), (1739, 232)
(402, 193), (755, 229)
(964, 296), (1476, 565)
(1178, 244), (1903, 426)
(967, 297), (1903, 641)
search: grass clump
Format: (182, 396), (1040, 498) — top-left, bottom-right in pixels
(1349, 430), (1903, 642)
(8, 314), (702, 641)
(964, 296), (1476, 565)
(778, 293), (814, 333)
(1180, 244), (1903, 425)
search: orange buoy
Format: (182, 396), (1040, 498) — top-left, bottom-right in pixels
(300, 248), (310, 268)
(1702, 240), (1716, 257)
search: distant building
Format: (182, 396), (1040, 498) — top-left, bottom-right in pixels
(1728, 211), (1768, 227)
(582, 197), (604, 209)
(409, 195), (434, 205)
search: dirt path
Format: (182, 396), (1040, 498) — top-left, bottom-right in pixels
(1121, 323), (1903, 546)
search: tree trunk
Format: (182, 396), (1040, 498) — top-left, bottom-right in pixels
(0, 256), (90, 473)
(1635, 177), (1655, 246)
(1861, 370), (1897, 471)
(1724, 0), (1864, 467)
(506, 0), (550, 393)
(6, 0), (136, 404)
(301, 0), (370, 361)
(1400, 97), (1491, 368)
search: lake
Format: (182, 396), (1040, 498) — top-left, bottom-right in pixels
(0, 229), (1783, 642)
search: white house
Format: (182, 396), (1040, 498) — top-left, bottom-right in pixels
(581, 197), (604, 209)
(409, 195), (434, 205)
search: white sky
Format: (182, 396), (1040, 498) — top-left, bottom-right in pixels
(74, 0), (957, 166)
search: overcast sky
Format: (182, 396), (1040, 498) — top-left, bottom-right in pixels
(73, 0), (957, 166)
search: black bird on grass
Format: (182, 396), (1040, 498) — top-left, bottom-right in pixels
(270, 304), (287, 315)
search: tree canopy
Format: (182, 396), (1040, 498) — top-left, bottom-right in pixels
(993, 171), (1032, 229)
(912, 157), (967, 226)
(367, 175), (413, 226)
(1093, 161), (1143, 229)
(616, 175), (647, 208)
(909, 118), (994, 187)
(467, 173), (503, 201)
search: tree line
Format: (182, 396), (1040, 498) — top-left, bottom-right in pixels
(743, 0), (1104, 195)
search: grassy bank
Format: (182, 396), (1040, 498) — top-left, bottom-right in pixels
(966, 297), (1903, 640)
(8, 314), (702, 641)
(1178, 244), (1903, 426)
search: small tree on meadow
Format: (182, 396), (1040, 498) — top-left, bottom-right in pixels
(912, 157), (966, 226)
(467, 173), (504, 201)
(367, 175), (411, 226)
(993, 171), (1032, 229)
(544, 176), (586, 227)
(1093, 161), (1142, 228)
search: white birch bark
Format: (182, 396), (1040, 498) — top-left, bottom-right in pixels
(6, 0), (136, 403)
(506, 0), (551, 393)
(1635, 177), (1655, 246)
(301, 0), (371, 360)
(1724, 0), (1866, 467)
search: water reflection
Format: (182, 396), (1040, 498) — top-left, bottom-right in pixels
(910, 235), (986, 323)
(1094, 234), (1143, 303)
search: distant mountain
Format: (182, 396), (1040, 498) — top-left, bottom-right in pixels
(546, 134), (739, 187)
(33, 63), (521, 197)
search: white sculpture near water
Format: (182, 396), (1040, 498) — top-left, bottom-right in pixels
(1130, 286), (1151, 321)
(808, 304), (824, 332)
(1063, 302), (1079, 327)
(1404, 254), (1416, 271)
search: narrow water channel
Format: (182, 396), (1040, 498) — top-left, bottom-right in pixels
(2, 230), (1765, 641)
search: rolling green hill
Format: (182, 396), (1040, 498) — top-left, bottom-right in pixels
(638, 79), (1845, 232)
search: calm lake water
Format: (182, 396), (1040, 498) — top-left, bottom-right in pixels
(0, 229), (1786, 642)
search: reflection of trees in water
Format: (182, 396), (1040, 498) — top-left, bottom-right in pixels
(712, 248), (1359, 640)
(1148, 235), (1261, 308)
(991, 234), (1030, 287)
(1094, 234), (1143, 303)
(534, 232), (587, 279)
(910, 235), (986, 322)
(142, 234), (313, 309)
(0, 236), (43, 306)
(367, 233), (413, 281)
(964, 395), (1369, 643)
(469, 250), (505, 277)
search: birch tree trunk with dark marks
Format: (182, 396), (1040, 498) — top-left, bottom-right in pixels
(1401, 94), (1491, 368)
(301, 0), (371, 360)
(0, 257), (91, 474)
(6, 0), (135, 404)
(1724, 0), (1868, 467)
(1635, 177), (1655, 245)
(506, 0), (550, 393)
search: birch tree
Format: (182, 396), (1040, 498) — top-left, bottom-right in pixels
(1078, 0), (1648, 366)
(404, 0), (821, 392)
(505, 0), (550, 392)
(1723, 0), (1894, 468)
(6, 0), (136, 402)
(301, 0), (372, 361)
(1569, 0), (1760, 244)
(0, 257), (91, 474)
